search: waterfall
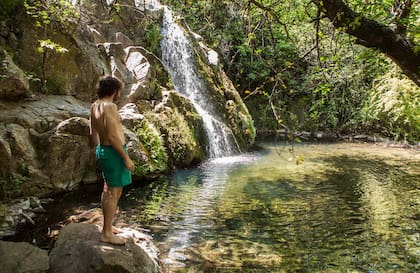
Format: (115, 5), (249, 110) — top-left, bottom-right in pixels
(160, 7), (235, 159)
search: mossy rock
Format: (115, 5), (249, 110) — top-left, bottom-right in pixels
(150, 91), (206, 167)
(133, 118), (168, 178)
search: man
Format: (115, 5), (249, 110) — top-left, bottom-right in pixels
(89, 76), (135, 245)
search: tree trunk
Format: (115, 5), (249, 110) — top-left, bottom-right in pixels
(314, 0), (420, 87)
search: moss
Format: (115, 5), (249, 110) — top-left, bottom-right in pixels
(145, 23), (162, 54)
(0, 173), (23, 202)
(133, 118), (168, 177)
(148, 104), (205, 166)
(0, 0), (24, 19)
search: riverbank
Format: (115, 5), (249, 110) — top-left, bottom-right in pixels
(0, 181), (165, 273)
(256, 129), (420, 148)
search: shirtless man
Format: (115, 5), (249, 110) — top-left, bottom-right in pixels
(89, 76), (135, 245)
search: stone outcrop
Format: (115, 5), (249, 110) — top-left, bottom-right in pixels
(0, 240), (49, 273)
(0, 49), (31, 100)
(0, 96), (96, 197)
(0, 222), (164, 273)
(0, 0), (254, 200)
(49, 223), (162, 273)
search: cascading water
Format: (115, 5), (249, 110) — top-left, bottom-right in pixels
(160, 7), (235, 158)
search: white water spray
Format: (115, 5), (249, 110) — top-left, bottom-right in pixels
(160, 7), (235, 158)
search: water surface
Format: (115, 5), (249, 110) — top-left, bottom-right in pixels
(122, 142), (419, 273)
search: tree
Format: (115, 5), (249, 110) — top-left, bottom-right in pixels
(312, 0), (420, 87)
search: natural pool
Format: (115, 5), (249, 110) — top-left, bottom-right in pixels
(120, 142), (420, 273)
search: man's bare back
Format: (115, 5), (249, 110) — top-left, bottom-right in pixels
(90, 99), (125, 146)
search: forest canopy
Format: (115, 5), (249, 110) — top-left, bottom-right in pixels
(162, 0), (419, 142)
(1, 0), (419, 141)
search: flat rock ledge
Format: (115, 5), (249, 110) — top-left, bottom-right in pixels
(49, 223), (163, 273)
(0, 223), (164, 273)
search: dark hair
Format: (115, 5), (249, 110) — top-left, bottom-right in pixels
(97, 76), (123, 98)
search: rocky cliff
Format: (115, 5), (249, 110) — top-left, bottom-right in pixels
(0, 0), (255, 201)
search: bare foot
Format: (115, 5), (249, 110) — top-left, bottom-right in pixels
(100, 234), (126, 245)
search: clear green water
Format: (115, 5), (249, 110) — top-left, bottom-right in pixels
(121, 142), (420, 273)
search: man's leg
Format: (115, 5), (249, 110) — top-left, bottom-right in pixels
(100, 183), (126, 245)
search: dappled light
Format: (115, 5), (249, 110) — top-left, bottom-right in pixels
(122, 142), (420, 272)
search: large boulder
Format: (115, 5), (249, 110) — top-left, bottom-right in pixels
(49, 223), (162, 273)
(40, 117), (96, 190)
(0, 96), (95, 197)
(0, 48), (31, 100)
(0, 240), (49, 273)
(152, 90), (206, 166)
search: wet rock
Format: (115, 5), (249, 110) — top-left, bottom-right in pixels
(0, 240), (49, 273)
(49, 223), (162, 273)
(0, 197), (47, 238)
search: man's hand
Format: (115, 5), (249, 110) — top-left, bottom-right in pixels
(124, 157), (135, 172)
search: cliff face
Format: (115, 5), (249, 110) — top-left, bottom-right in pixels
(0, 0), (255, 199)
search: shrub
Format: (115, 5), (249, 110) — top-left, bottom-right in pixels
(362, 68), (420, 142)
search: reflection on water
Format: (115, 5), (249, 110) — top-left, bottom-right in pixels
(123, 142), (420, 272)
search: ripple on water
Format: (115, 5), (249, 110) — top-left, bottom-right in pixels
(125, 142), (420, 272)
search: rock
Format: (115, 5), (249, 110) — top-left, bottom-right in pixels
(0, 125), (12, 176)
(6, 123), (37, 163)
(49, 223), (161, 273)
(0, 48), (31, 100)
(120, 103), (145, 128)
(55, 117), (90, 136)
(153, 91), (206, 166)
(115, 32), (134, 48)
(124, 128), (148, 165)
(0, 96), (94, 196)
(0, 240), (49, 273)
(42, 118), (95, 191)
(122, 47), (154, 101)
(0, 197), (47, 238)
(0, 0), (254, 198)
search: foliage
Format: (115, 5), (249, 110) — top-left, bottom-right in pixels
(0, 0), (24, 18)
(165, 0), (418, 140)
(0, 174), (23, 202)
(361, 67), (420, 141)
(24, 0), (80, 29)
(36, 38), (69, 91)
(23, 0), (77, 93)
(145, 23), (162, 54)
(133, 118), (168, 177)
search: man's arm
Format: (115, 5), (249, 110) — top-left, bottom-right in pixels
(103, 103), (135, 171)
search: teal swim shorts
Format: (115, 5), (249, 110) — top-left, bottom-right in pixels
(96, 144), (132, 187)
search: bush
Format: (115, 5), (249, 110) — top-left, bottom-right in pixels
(0, 0), (24, 18)
(0, 174), (23, 201)
(361, 68), (420, 142)
(133, 118), (168, 177)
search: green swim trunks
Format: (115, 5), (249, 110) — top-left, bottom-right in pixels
(96, 144), (132, 187)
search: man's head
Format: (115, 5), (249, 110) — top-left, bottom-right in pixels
(97, 76), (123, 99)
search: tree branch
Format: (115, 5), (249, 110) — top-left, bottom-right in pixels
(248, 0), (292, 42)
(391, 0), (412, 34)
(313, 0), (420, 86)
